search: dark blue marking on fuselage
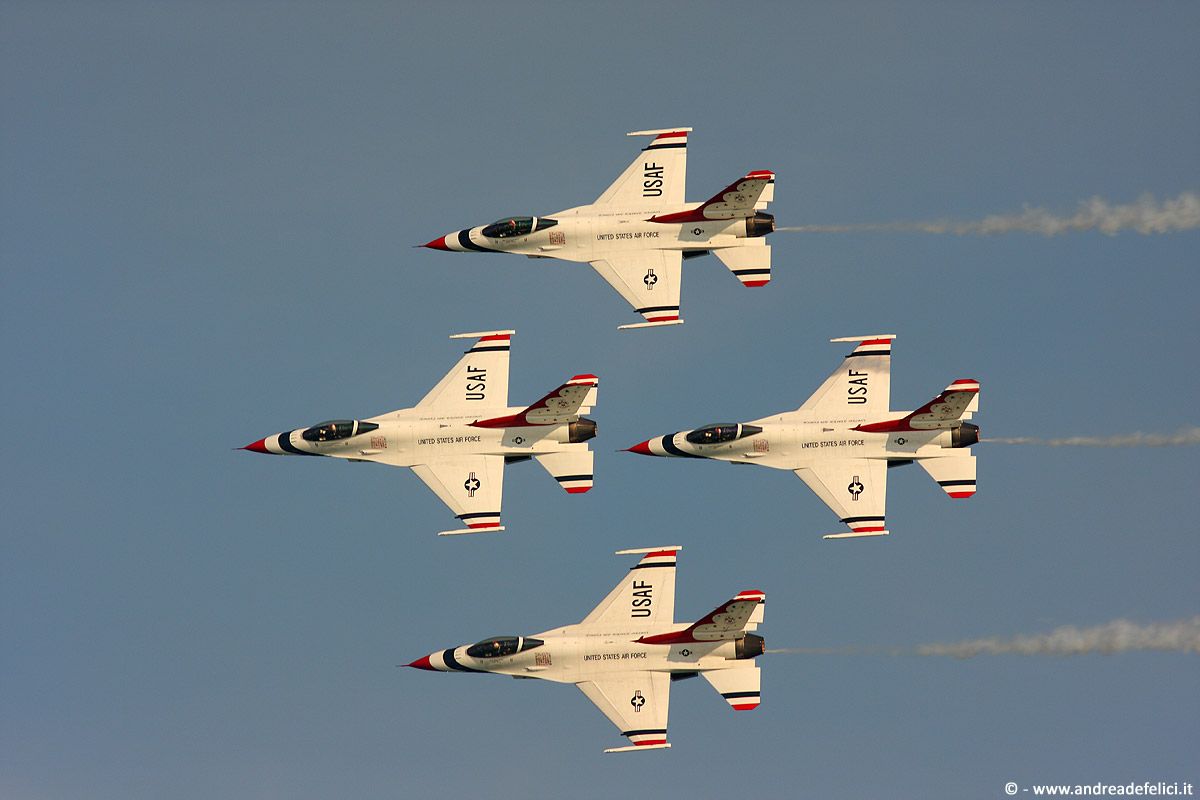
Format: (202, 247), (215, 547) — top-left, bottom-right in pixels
(278, 433), (321, 456)
(661, 434), (704, 459)
(458, 229), (501, 253)
(442, 648), (484, 673)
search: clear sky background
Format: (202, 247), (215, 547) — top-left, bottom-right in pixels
(3, 3), (1198, 798)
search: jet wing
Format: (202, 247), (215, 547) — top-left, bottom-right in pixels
(794, 457), (889, 539)
(411, 455), (505, 535)
(797, 335), (895, 415)
(415, 330), (513, 412)
(589, 250), (683, 330)
(582, 547), (679, 626)
(577, 671), (671, 752)
(593, 128), (689, 209)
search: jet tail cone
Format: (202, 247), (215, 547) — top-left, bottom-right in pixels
(240, 438), (270, 454)
(624, 440), (655, 456)
(421, 236), (452, 251)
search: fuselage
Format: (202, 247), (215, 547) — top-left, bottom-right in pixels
(243, 406), (593, 467)
(631, 409), (976, 469)
(409, 621), (759, 684)
(423, 204), (772, 262)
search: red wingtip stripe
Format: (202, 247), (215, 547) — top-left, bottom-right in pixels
(478, 334), (511, 342)
(635, 738), (668, 746)
(861, 338), (893, 347)
(743, 279), (770, 287)
(948, 490), (976, 498)
(655, 131), (688, 140)
(568, 374), (599, 385)
(646, 550), (678, 559)
(564, 486), (591, 494)
(731, 702), (760, 711)
(745, 170), (775, 179)
(645, 314), (680, 323)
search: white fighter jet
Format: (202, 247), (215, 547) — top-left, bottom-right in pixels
(626, 335), (979, 538)
(405, 546), (764, 752)
(421, 128), (775, 329)
(240, 330), (597, 536)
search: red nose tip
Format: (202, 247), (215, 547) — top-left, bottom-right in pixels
(624, 440), (654, 456)
(404, 655), (435, 671)
(421, 236), (451, 251)
(240, 438), (270, 454)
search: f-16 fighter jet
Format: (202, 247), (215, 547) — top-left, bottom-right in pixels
(626, 335), (979, 539)
(240, 330), (597, 536)
(422, 128), (775, 329)
(405, 546), (765, 753)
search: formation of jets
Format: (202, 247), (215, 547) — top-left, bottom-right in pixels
(241, 128), (982, 752)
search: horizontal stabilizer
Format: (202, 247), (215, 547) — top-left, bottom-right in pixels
(918, 454), (977, 498)
(713, 245), (771, 287)
(535, 450), (594, 494)
(702, 665), (761, 710)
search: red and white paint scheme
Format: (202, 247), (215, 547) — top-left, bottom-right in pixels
(405, 547), (765, 753)
(240, 331), (598, 536)
(421, 128), (775, 329)
(626, 336), (980, 539)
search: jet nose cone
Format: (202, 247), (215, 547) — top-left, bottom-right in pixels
(240, 438), (270, 454)
(624, 439), (656, 456)
(404, 655), (436, 671)
(420, 235), (452, 251)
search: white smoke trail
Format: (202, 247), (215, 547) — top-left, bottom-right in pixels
(982, 428), (1200, 447)
(766, 618), (1200, 659)
(779, 191), (1200, 236)
(914, 618), (1200, 659)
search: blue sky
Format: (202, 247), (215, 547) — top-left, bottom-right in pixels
(3, 2), (1197, 798)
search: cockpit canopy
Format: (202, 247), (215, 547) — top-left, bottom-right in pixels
(466, 636), (544, 659)
(685, 422), (764, 446)
(301, 419), (379, 443)
(481, 216), (558, 239)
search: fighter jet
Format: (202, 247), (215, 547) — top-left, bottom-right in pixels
(626, 335), (979, 538)
(240, 330), (597, 536)
(421, 128), (775, 329)
(405, 546), (764, 753)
